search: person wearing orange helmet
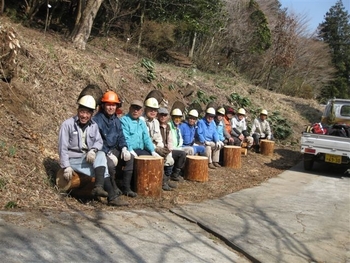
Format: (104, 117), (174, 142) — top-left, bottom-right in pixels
(58, 94), (127, 206)
(93, 90), (136, 199)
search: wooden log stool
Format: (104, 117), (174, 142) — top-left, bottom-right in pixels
(260, 139), (275, 156)
(223, 146), (242, 169)
(184, 156), (208, 182)
(134, 155), (163, 198)
(240, 142), (248, 156)
(56, 168), (95, 198)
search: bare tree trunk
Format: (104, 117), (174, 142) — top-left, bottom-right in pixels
(0, 0), (4, 14)
(71, 0), (103, 50)
(188, 32), (196, 59)
(137, 6), (145, 53)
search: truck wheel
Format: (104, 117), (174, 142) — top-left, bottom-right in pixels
(304, 158), (314, 171)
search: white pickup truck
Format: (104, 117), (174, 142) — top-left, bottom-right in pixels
(300, 99), (350, 171)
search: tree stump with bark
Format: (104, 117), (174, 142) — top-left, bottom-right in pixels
(134, 155), (164, 198)
(260, 140), (275, 156)
(184, 156), (208, 182)
(56, 168), (95, 198)
(223, 146), (242, 169)
(0, 26), (21, 81)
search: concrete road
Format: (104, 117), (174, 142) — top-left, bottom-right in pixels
(171, 162), (350, 263)
(1, 162), (349, 263)
(0, 209), (249, 263)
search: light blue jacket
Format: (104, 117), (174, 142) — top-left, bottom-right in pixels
(121, 113), (155, 153)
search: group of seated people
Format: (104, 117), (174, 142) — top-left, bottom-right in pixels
(58, 88), (272, 206)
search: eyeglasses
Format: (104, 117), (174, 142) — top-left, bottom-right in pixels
(131, 105), (142, 111)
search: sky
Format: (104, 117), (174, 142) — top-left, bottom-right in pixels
(279, 0), (350, 33)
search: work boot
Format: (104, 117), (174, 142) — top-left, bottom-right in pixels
(92, 166), (109, 197)
(208, 163), (216, 169)
(110, 174), (122, 196)
(170, 168), (184, 182)
(213, 162), (221, 168)
(162, 174), (174, 191)
(122, 171), (137, 198)
(164, 166), (177, 188)
(255, 145), (260, 153)
(108, 196), (129, 206)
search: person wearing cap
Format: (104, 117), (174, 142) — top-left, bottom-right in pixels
(196, 107), (221, 169)
(231, 108), (254, 148)
(164, 107), (187, 181)
(179, 109), (205, 155)
(93, 90), (135, 199)
(143, 100), (177, 191)
(58, 95), (127, 206)
(121, 99), (159, 157)
(250, 109), (272, 153)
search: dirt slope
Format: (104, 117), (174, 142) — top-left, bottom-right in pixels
(0, 17), (324, 214)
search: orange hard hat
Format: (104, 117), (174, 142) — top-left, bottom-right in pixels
(101, 91), (120, 103)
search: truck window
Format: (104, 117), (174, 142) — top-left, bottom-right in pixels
(340, 105), (350, 117)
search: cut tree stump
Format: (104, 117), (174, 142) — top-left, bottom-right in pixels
(56, 168), (95, 198)
(184, 156), (208, 182)
(260, 139), (275, 156)
(223, 146), (241, 169)
(134, 155), (164, 198)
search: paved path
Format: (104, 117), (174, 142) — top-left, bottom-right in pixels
(171, 163), (350, 263)
(1, 162), (349, 263)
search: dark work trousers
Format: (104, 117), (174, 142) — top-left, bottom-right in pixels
(172, 149), (186, 170)
(107, 149), (135, 187)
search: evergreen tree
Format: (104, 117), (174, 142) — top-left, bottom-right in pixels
(317, 0), (350, 101)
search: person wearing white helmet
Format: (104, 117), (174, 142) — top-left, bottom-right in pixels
(143, 100), (177, 191)
(165, 107), (187, 182)
(231, 108), (253, 148)
(250, 109), (272, 153)
(58, 95), (127, 206)
(179, 109), (205, 155)
(196, 107), (221, 169)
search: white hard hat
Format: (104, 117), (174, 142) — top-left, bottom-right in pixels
(260, 109), (268, 115)
(144, 97), (159, 109)
(188, 109), (199, 118)
(206, 107), (216, 115)
(237, 108), (246, 115)
(171, 108), (183, 116)
(77, 95), (96, 110)
(217, 107), (225, 115)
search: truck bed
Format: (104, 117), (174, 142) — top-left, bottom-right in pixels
(301, 133), (350, 155)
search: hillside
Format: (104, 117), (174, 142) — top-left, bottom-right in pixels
(0, 17), (324, 214)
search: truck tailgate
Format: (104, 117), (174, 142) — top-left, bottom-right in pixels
(301, 133), (350, 155)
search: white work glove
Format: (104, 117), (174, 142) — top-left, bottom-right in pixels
(267, 135), (271, 140)
(86, 149), (96, 163)
(215, 142), (220, 150)
(121, 147), (131, 161)
(63, 167), (74, 181)
(107, 152), (119, 166)
(130, 150), (138, 157)
(151, 151), (160, 157)
(219, 141), (224, 147)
